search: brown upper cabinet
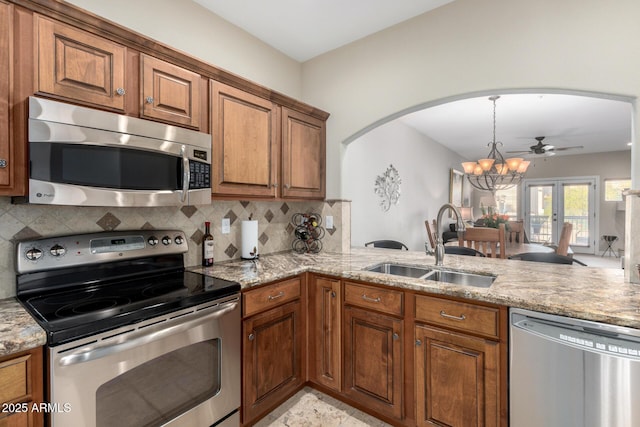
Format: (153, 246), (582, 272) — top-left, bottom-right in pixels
(36, 15), (127, 112)
(140, 54), (202, 129)
(0, 1), (12, 191)
(211, 81), (326, 200)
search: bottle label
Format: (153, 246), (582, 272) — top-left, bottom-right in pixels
(204, 241), (214, 260)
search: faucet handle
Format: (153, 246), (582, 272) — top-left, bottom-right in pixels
(425, 242), (435, 255)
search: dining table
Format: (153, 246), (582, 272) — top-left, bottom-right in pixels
(445, 240), (570, 258)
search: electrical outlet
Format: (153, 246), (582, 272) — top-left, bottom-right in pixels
(221, 218), (230, 234)
(326, 215), (334, 230)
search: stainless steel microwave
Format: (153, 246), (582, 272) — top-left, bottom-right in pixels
(28, 97), (212, 207)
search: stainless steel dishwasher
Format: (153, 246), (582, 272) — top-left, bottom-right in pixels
(510, 307), (640, 427)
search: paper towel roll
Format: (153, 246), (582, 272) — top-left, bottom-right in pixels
(241, 220), (259, 259)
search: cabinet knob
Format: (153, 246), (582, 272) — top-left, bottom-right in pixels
(0, 159), (6, 168)
(145, 96), (154, 104)
(115, 87), (126, 96)
(392, 333), (399, 340)
(248, 333), (255, 341)
(331, 291), (336, 298)
(415, 339), (422, 346)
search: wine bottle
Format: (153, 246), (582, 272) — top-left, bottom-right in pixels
(202, 221), (214, 266)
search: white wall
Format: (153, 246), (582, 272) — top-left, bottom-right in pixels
(301, 0), (640, 198)
(65, 0), (303, 98)
(345, 121), (465, 251)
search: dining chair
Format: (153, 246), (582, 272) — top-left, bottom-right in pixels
(556, 222), (573, 256)
(458, 223), (506, 258)
(509, 252), (581, 265)
(445, 246), (486, 257)
(507, 220), (528, 243)
(424, 219), (437, 250)
(365, 240), (409, 250)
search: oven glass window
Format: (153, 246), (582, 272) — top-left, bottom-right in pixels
(30, 143), (181, 190)
(96, 339), (220, 427)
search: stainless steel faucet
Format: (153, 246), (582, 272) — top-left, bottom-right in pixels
(434, 203), (466, 266)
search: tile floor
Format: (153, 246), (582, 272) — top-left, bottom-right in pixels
(254, 387), (391, 427)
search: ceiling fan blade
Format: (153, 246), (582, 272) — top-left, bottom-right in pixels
(506, 150), (533, 154)
(552, 145), (584, 151)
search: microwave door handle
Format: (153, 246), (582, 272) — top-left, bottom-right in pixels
(181, 145), (189, 203)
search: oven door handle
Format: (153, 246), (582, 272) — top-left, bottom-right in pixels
(58, 299), (238, 367)
(181, 145), (189, 203)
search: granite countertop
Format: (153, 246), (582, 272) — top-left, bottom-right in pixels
(2, 246), (637, 357)
(192, 247), (639, 329)
(0, 298), (47, 357)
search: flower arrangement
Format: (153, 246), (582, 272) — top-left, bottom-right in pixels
(479, 212), (510, 229)
(479, 204), (510, 229)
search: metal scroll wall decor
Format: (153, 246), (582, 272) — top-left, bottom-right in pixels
(374, 164), (401, 211)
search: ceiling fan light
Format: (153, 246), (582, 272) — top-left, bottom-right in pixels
(517, 160), (530, 173)
(461, 162), (477, 174)
(506, 157), (523, 171)
(478, 158), (495, 171)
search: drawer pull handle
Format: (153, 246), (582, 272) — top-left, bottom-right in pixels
(362, 294), (381, 303)
(440, 310), (466, 321)
(268, 291), (285, 301)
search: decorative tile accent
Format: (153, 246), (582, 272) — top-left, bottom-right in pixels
(226, 209), (238, 225)
(264, 209), (274, 223)
(327, 228), (336, 236)
(141, 222), (155, 230)
(280, 203), (290, 215)
(180, 205), (198, 218)
(240, 201), (250, 208)
(286, 223), (294, 234)
(11, 227), (41, 244)
(96, 213), (121, 231)
(191, 229), (204, 244)
(327, 200), (336, 207)
(224, 243), (238, 258)
(259, 232), (269, 245)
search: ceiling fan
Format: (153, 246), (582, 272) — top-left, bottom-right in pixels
(508, 136), (583, 156)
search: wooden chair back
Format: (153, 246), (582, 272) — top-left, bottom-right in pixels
(507, 220), (527, 243)
(424, 219), (437, 250)
(458, 223), (506, 259)
(556, 222), (573, 256)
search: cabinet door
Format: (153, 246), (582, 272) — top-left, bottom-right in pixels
(344, 305), (403, 420)
(211, 81), (278, 198)
(140, 54), (201, 129)
(0, 1), (10, 189)
(281, 107), (326, 199)
(308, 276), (341, 391)
(0, 411), (28, 427)
(415, 324), (500, 427)
(243, 299), (303, 423)
(36, 15), (126, 111)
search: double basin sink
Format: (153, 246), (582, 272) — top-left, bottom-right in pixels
(365, 262), (496, 288)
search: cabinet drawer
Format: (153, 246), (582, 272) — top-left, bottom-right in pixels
(243, 277), (301, 317)
(0, 355), (30, 404)
(344, 282), (403, 316)
(415, 295), (499, 339)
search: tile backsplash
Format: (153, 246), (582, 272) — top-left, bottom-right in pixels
(0, 197), (351, 298)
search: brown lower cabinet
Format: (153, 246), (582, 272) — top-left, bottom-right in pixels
(0, 347), (43, 427)
(243, 274), (507, 427)
(242, 277), (304, 426)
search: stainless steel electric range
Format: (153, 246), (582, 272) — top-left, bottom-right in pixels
(16, 230), (241, 427)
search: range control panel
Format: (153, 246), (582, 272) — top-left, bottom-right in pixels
(16, 230), (188, 274)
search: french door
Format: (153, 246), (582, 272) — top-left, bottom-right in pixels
(523, 177), (596, 254)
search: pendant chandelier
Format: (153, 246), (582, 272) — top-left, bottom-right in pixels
(461, 96), (530, 194)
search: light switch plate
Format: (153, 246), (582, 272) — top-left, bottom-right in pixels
(221, 218), (230, 234)
(326, 215), (334, 229)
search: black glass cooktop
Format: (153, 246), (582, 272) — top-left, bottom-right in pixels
(19, 270), (239, 346)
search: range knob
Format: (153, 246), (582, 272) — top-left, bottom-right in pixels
(148, 236), (159, 246)
(50, 244), (66, 257)
(25, 248), (43, 261)
(161, 236), (172, 246)
(174, 235), (185, 245)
